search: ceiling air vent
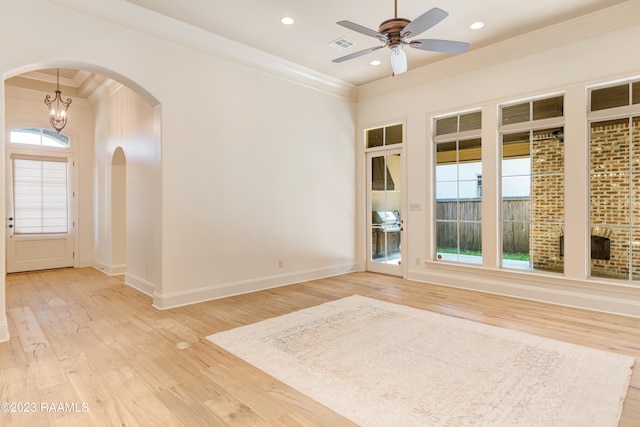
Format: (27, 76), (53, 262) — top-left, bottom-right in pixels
(328, 38), (355, 51)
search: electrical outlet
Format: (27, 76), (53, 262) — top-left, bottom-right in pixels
(278, 260), (284, 268)
(416, 258), (420, 265)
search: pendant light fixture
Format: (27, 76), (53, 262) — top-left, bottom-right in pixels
(44, 68), (72, 133)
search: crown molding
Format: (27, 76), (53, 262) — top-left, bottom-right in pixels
(85, 77), (123, 105)
(5, 76), (79, 97)
(46, 0), (355, 100)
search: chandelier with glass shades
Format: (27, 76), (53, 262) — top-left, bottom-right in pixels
(44, 68), (72, 133)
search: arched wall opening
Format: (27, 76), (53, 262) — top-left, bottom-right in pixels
(1, 61), (162, 342)
(5, 62), (160, 107)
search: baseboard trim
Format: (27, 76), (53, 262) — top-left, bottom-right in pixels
(152, 263), (359, 310)
(124, 273), (155, 297)
(92, 260), (125, 276)
(408, 263), (640, 319)
(110, 264), (127, 275)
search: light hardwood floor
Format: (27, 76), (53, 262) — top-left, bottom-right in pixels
(1, 267), (638, 426)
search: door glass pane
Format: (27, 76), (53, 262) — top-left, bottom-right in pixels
(371, 156), (385, 190)
(371, 154), (401, 265)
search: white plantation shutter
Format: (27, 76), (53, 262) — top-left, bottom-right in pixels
(12, 156), (68, 234)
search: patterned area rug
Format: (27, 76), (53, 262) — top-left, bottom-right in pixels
(207, 295), (635, 426)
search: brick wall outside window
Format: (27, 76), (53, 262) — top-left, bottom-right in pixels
(531, 131), (564, 273)
(589, 118), (640, 280)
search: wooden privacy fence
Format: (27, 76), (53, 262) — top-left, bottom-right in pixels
(436, 198), (530, 253)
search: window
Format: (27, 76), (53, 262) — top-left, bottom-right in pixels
(366, 123), (402, 148)
(500, 95), (564, 273)
(11, 156), (69, 234)
(10, 127), (70, 148)
(502, 96), (564, 125)
(590, 81), (640, 112)
(588, 78), (640, 280)
(434, 110), (482, 264)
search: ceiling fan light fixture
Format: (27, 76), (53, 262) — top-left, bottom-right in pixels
(333, 2), (468, 76)
(390, 47), (407, 75)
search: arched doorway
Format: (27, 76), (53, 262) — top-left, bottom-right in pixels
(1, 63), (162, 343)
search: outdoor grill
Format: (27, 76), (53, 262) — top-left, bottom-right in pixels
(372, 211), (401, 256)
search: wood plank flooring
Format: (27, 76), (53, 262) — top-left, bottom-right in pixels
(1, 267), (639, 426)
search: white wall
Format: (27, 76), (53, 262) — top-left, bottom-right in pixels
(0, 0), (357, 341)
(158, 59), (357, 307)
(356, 2), (640, 317)
(94, 85), (160, 294)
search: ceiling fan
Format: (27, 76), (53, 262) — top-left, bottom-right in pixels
(332, 0), (469, 75)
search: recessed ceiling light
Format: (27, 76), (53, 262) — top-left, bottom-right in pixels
(370, 60), (382, 66)
(470, 22), (484, 30)
(281, 17), (295, 25)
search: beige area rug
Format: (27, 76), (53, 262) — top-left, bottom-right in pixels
(207, 295), (635, 426)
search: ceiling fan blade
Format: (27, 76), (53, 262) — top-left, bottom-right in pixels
(409, 39), (469, 54)
(332, 45), (385, 63)
(401, 7), (448, 38)
(337, 21), (387, 42)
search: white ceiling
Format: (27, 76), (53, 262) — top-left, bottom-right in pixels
(126, 0), (628, 86)
(6, 0), (629, 94)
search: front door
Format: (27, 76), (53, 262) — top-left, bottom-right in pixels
(367, 149), (403, 275)
(6, 153), (75, 273)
